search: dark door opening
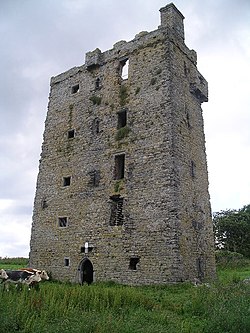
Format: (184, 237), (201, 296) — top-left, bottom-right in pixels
(79, 258), (94, 285)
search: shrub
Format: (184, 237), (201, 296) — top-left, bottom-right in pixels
(89, 95), (102, 105)
(119, 85), (128, 106)
(215, 250), (250, 268)
(0, 257), (28, 266)
(114, 180), (124, 193)
(115, 126), (130, 141)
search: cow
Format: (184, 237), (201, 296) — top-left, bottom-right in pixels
(19, 268), (49, 281)
(3, 270), (42, 291)
(19, 268), (49, 290)
(0, 269), (8, 281)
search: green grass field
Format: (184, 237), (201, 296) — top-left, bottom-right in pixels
(0, 257), (250, 333)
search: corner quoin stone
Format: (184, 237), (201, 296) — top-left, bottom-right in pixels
(30, 3), (216, 285)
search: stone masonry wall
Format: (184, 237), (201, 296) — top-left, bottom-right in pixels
(30, 3), (216, 285)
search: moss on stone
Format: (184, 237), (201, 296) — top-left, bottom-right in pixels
(90, 95), (102, 105)
(119, 85), (128, 106)
(115, 126), (130, 141)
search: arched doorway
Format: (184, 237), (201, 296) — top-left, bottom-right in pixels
(79, 258), (94, 285)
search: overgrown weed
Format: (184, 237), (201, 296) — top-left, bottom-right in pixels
(1, 259), (250, 332)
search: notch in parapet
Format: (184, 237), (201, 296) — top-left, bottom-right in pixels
(159, 3), (185, 41)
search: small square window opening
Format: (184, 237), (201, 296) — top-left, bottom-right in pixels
(58, 217), (68, 228)
(129, 257), (140, 270)
(63, 176), (71, 186)
(71, 84), (79, 94)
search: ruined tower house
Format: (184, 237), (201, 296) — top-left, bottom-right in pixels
(30, 3), (216, 285)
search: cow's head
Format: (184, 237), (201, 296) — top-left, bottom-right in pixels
(40, 270), (49, 280)
(0, 269), (8, 280)
(27, 271), (42, 284)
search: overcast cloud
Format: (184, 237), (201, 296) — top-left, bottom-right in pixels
(0, 0), (250, 257)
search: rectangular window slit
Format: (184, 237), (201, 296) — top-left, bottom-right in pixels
(95, 78), (101, 90)
(191, 160), (196, 178)
(88, 170), (100, 187)
(117, 109), (127, 129)
(114, 154), (125, 180)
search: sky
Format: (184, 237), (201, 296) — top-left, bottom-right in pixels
(0, 0), (250, 258)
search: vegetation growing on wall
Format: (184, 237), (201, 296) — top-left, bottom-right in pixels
(89, 95), (102, 105)
(114, 179), (124, 193)
(115, 126), (130, 141)
(119, 85), (128, 106)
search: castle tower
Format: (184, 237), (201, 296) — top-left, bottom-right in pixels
(30, 3), (216, 284)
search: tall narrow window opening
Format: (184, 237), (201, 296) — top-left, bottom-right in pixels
(41, 198), (48, 209)
(191, 160), (196, 178)
(109, 195), (124, 226)
(186, 110), (191, 128)
(92, 118), (100, 134)
(117, 109), (127, 129)
(196, 257), (205, 280)
(120, 59), (129, 80)
(114, 154), (125, 180)
(88, 169), (100, 187)
(95, 78), (101, 90)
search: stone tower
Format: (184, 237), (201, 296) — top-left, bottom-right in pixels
(30, 3), (216, 285)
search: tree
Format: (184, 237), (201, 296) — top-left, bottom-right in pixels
(213, 204), (250, 257)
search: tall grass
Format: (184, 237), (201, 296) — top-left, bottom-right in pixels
(0, 256), (250, 333)
(1, 279), (250, 333)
